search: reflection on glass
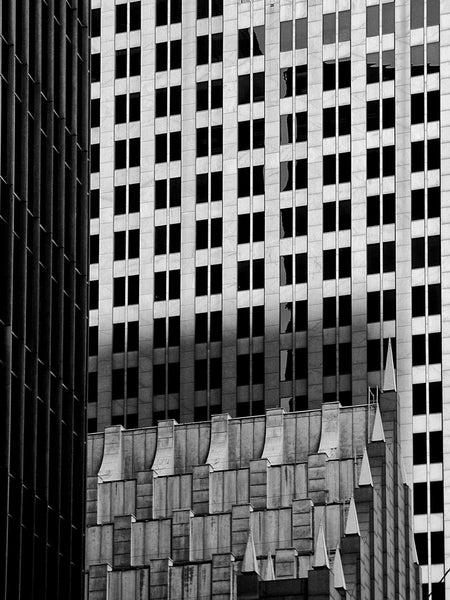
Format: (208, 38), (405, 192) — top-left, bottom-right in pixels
(280, 67), (293, 98)
(338, 10), (351, 42)
(238, 28), (251, 58)
(280, 208), (293, 238)
(323, 13), (335, 44)
(280, 350), (293, 382)
(280, 114), (292, 145)
(296, 65), (307, 95)
(427, 0), (439, 27)
(280, 303), (293, 334)
(280, 255), (293, 286)
(280, 161), (293, 192)
(253, 25), (265, 55)
(382, 3), (395, 34)
(410, 0), (424, 29)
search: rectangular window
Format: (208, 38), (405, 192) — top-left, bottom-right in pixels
(366, 6), (379, 37)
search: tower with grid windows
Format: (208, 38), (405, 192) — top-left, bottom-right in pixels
(89, 0), (448, 594)
(0, 0), (90, 598)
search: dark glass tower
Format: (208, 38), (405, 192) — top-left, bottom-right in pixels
(0, 1), (89, 598)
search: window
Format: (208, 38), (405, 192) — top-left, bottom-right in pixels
(339, 247), (351, 278)
(323, 13), (335, 45)
(295, 18), (307, 49)
(411, 93), (424, 125)
(338, 11), (350, 42)
(427, 42), (439, 74)
(280, 68), (293, 98)
(367, 147), (380, 179)
(339, 200), (351, 230)
(428, 91), (440, 123)
(411, 237), (425, 268)
(130, 92), (140, 120)
(339, 59), (351, 88)
(113, 323), (125, 353)
(339, 105), (351, 136)
(129, 137), (140, 167)
(412, 286), (425, 317)
(428, 138), (440, 171)
(323, 107), (335, 138)
(156, 42), (168, 71)
(366, 5), (379, 37)
(382, 3), (395, 34)
(411, 189), (425, 221)
(296, 65), (307, 95)
(323, 249), (336, 280)
(428, 283), (441, 315)
(411, 0), (424, 29)
(323, 155), (336, 186)
(382, 50), (395, 81)
(323, 202), (336, 232)
(323, 61), (335, 91)
(130, 1), (141, 30)
(411, 45), (424, 77)
(323, 297), (336, 328)
(383, 241), (395, 272)
(367, 52), (379, 84)
(383, 289), (396, 321)
(367, 291), (380, 323)
(323, 344), (336, 376)
(428, 187), (440, 218)
(130, 47), (141, 76)
(367, 243), (380, 274)
(412, 334), (425, 366)
(154, 272), (166, 301)
(339, 152), (351, 183)
(280, 21), (293, 52)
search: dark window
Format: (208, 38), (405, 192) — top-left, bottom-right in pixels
(367, 291), (380, 323)
(130, 92), (140, 121)
(154, 272), (166, 301)
(253, 259), (264, 289)
(211, 79), (223, 108)
(211, 33), (223, 62)
(237, 308), (250, 338)
(114, 231), (126, 260)
(411, 93), (424, 125)
(296, 206), (307, 236)
(130, 47), (141, 76)
(280, 21), (293, 53)
(197, 81), (208, 111)
(253, 212), (265, 242)
(155, 134), (167, 163)
(383, 193), (395, 224)
(254, 119), (265, 148)
(323, 344), (336, 376)
(129, 137), (140, 167)
(280, 161), (293, 192)
(323, 297), (336, 329)
(429, 430), (443, 463)
(170, 131), (182, 161)
(153, 364), (165, 395)
(238, 167), (250, 197)
(239, 74), (251, 104)
(412, 286), (425, 317)
(253, 72), (265, 102)
(430, 481), (444, 513)
(382, 3), (395, 34)
(112, 369), (125, 399)
(113, 323), (125, 353)
(412, 334), (425, 366)
(367, 243), (380, 274)
(89, 327), (98, 356)
(383, 145), (395, 177)
(428, 138), (440, 171)
(428, 235), (440, 267)
(428, 187), (440, 218)
(323, 107), (336, 138)
(195, 313), (207, 344)
(428, 283), (441, 315)
(323, 202), (336, 232)
(211, 264), (222, 295)
(427, 91), (440, 122)
(411, 189), (425, 221)
(90, 280), (99, 310)
(323, 249), (336, 280)
(116, 4), (127, 32)
(338, 58), (351, 88)
(383, 289), (396, 321)
(367, 52), (379, 84)
(412, 237), (425, 268)
(413, 483), (427, 514)
(91, 53), (101, 82)
(412, 383), (426, 415)
(280, 208), (293, 238)
(367, 339), (380, 371)
(128, 321), (139, 351)
(415, 532), (427, 564)
(196, 220), (208, 249)
(114, 277), (126, 306)
(339, 105), (351, 136)
(238, 28), (251, 58)
(383, 241), (395, 272)
(280, 255), (292, 286)
(168, 270), (180, 299)
(170, 86), (181, 115)
(431, 531), (444, 564)
(339, 200), (351, 230)
(339, 342), (351, 374)
(339, 247), (351, 278)
(428, 332), (441, 364)
(383, 97), (395, 129)
(91, 98), (100, 128)
(168, 316), (180, 346)
(128, 275), (139, 304)
(130, 1), (141, 30)
(323, 61), (335, 91)
(280, 67), (293, 98)
(367, 147), (380, 179)
(237, 354), (250, 386)
(156, 42), (168, 71)
(430, 381), (443, 413)
(155, 88), (167, 118)
(197, 35), (208, 65)
(210, 311), (222, 342)
(427, 0), (439, 26)
(323, 155), (336, 185)
(90, 235), (99, 264)
(382, 50), (395, 81)
(156, 0), (168, 26)
(197, 127), (208, 157)
(339, 152), (351, 183)
(170, 39), (182, 70)
(296, 65), (307, 95)
(295, 253), (307, 283)
(169, 223), (181, 253)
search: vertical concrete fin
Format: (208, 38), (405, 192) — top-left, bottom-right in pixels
(241, 530), (260, 574)
(371, 402), (386, 442)
(261, 408), (284, 465)
(382, 338), (397, 392)
(98, 426), (125, 482)
(344, 497), (360, 536)
(151, 420), (176, 476)
(206, 413), (231, 470)
(332, 546), (347, 591)
(313, 522), (330, 569)
(358, 448), (374, 487)
(261, 553), (275, 581)
(318, 402), (340, 459)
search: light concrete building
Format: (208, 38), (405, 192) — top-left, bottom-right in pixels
(89, 0), (448, 595)
(85, 397), (421, 598)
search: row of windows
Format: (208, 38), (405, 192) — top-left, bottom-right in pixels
(411, 0), (440, 29)
(238, 26), (265, 58)
(280, 19), (307, 52)
(90, 229), (140, 263)
(365, 3), (395, 38)
(156, 0), (182, 26)
(323, 10), (351, 44)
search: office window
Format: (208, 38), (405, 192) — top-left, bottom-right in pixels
(428, 138), (440, 171)
(339, 11), (350, 42)
(323, 155), (336, 185)
(411, 189), (425, 221)
(339, 152), (351, 183)
(367, 291), (380, 323)
(427, 91), (440, 123)
(430, 481), (444, 513)
(382, 50), (395, 81)
(339, 200), (351, 230)
(323, 60), (335, 91)
(428, 283), (441, 315)
(427, 0), (439, 26)
(413, 434), (427, 465)
(367, 52), (379, 84)
(112, 323), (125, 353)
(367, 100), (379, 131)
(323, 13), (335, 44)
(412, 334), (426, 366)
(367, 339), (380, 372)
(339, 59), (351, 88)
(383, 241), (395, 272)
(280, 67), (293, 98)
(412, 286), (425, 317)
(323, 297), (336, 329)
(129, 138), (140, 167)
(323, 107), (335, 138)
(296, 65), (307, 95)
(339, 105), (351, 136)
(427, 42), (439, 74)
(367, 148), (380, 179)
(382, 3), (395, 34)
(114, 231), (126, 261)
(130, 46), (141, 76)
(129, 1), (141, 30)
(280, 21), (293, 53)
(383, 289), (396, 321)
(339, 247), (351, 278)
(411, 93), (424, 124)
(411, 0), (424, 29)
(323, 249), (336, 280)
(366, 5), (379, 37)
(156, 42), (168, 71)
(411, 45), (424, 77)
(323, 344), (336, 376)
(429, 332), (441, 364)
(170, 39), (182, 70)
(412, 237), (425, 268)
(295, 18), (307, 48)
(323, 202), (336, 232)
(367, 243), (380, 274)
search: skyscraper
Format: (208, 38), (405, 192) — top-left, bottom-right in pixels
(90, 0), (447, 594)
(0, 1), (90, 598)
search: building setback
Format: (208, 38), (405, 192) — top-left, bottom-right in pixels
(85, 395), (420, 599)
(0, 1), (90, 598)
(89, 0), (449, 595)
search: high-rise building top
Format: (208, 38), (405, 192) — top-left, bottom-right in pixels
(89, 0), (448, 595)
(85, 396), (421, 599)
(0, 1), (90, 598)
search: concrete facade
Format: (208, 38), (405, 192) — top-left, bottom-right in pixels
(85, 397), (421, 598)
(89, 0), (447, 594)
